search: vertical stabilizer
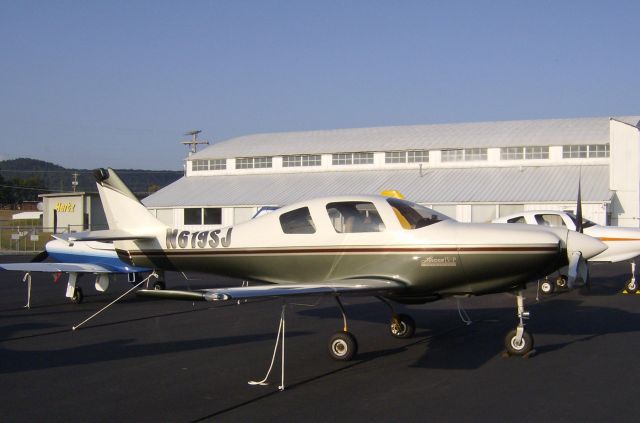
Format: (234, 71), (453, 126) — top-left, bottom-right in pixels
(94, 168), (167, 233)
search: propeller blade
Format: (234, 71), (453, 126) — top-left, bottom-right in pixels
(575, 170), (583, 233)
(567, 251), (589, 289)
(31, 250), (49, 263)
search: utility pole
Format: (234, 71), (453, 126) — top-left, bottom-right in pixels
(181, 130), (209, 156)
(71, 172), (79, 192)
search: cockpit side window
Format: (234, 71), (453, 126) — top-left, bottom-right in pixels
(565, 212), (597, 229)
(386, 198), (449, 229)
(507, 216), (526, 224)
(326, 202), (386, 233)
(279, 207), (316, 234)
(534, 214), (566, 228)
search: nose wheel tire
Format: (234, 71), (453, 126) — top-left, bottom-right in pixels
(70, 287), (83, 304)
(625, 279), (638, 293)
(328, 331), (358, 361)
(390, 314), (416, 339)
(504, 329), (534, 356)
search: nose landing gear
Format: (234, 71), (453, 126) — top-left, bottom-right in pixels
(504, 290), (535, 357)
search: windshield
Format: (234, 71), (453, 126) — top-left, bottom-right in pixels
(386, 198), (450, 229)
(565, 212), (597, 229)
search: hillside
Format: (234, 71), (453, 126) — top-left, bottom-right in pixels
(0, 158), (182, 200)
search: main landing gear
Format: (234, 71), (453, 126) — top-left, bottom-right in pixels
(504, 290), (535, 357)
(327, 296), (417, 361)
(539, 274), (568, 295)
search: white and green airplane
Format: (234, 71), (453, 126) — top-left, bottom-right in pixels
(63, 168), (606, 363)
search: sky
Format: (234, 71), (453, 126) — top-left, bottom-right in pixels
(0, 0), (638, 170)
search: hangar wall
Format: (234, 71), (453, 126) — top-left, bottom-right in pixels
(143, 116), (639, 230)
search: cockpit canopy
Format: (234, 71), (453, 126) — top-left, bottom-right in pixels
(278, 196), (450, 235)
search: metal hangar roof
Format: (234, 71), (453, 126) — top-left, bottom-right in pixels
(190, 116), (640, 159)
(143, 165), (611, 208)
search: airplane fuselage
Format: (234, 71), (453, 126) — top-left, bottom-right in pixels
(114, 196), (579, 301)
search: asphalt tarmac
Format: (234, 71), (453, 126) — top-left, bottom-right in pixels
(1, 255), (639, 423)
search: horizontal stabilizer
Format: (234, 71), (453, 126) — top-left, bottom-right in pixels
(137, 289), (207, 301)
(0, 262), (112, 273)
(137, 278), (405, 302)
(59, 230), (156, 243)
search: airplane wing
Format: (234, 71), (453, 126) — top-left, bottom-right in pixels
(58, 229), (157, 243)
(137, 278), (406, 302)
(0, 262), (113, 273)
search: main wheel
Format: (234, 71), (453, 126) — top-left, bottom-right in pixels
(153, 281), (166, 290)
(625, 279), (638, 293)
(71, 287), (84, 304)
(328, 331), (358, 361)
(556, 275), (568, 289)
(540, 279), (555, 295)
(390, 314), (416, 339)
(504, 329), (534, 356)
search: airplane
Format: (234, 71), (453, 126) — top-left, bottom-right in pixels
(0, 238), (163, 306)
(492, 210), (640, 294)
(60, 168), (607, 370)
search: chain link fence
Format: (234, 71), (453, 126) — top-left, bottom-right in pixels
(0, 224), (108, 253)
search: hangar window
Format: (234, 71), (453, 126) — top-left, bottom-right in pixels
(236, 157), (273, 169)
(184, 208), (202, 225)
(280, 207), (316, 234)
(326, 201), (385, 233)
(192, 160), (209, 171)
(441, 148), (487, 162)
(501, 147), (549, 160)
(464, 148), (487, 161)
(562, 145), (588, 158)
(184, 208), (222, 225)
(203, 208), (222, 225)
(385, 151), (406, 163)
(353, 152), (374, 164)
(283, 154), (321, 167)
(562, 144), (608, 159)
(332, 152), (374, 166)
(385, 150), (429, 164)
(210, 159), (227, 170)
(332, 153), (352, 165)
(501, 147), (524, 160)
(408, 150), (429, 163)
(588, 144), (609, 158)
(525, 146), (549, 159)
(387, 198), (448, 229)
(441, 149), (464, 162)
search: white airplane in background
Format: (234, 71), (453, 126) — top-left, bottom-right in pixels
(493, 210), (640, 294)
(58, 168), (608, 374)
(0, 238), (162, 306)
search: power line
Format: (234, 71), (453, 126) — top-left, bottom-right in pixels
(0, 184), (58, 192)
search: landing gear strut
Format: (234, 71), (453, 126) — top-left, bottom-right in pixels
(376, 296), (416, 339)
(504, 290), (535, 356)
(625, 261), (638, 293)
(327, 297), (358, 361)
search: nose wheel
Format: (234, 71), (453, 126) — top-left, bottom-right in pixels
(504, 290), (535, 357)
(504, 328), (534, 356)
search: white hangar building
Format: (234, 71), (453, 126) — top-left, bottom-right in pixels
(142, 115), (640, 230)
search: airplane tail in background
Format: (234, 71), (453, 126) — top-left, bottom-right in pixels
(94, 168), (167, 233)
